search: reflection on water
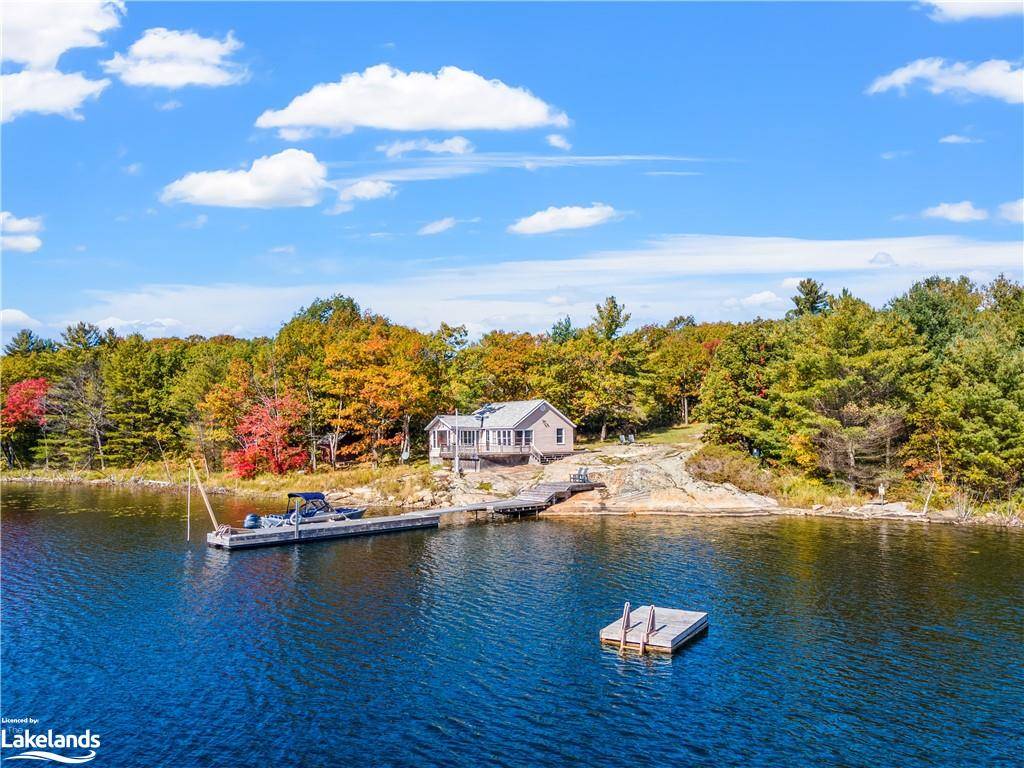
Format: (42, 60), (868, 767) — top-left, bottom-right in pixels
(2, 483), (1022, 767)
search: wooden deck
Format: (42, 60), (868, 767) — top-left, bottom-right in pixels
(206, 510), (441, 550)
(489, 480), (603, 516)
(599, 605), (708, 654)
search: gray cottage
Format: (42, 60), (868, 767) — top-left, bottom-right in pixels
(425, 399), (576, 471)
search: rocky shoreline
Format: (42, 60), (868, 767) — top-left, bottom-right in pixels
(4, 442), (1020, 529)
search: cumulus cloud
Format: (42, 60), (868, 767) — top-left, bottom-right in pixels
(0, 1), (120, 122)
(867, 58), (1023, 104)
(939, 133), (983, 144)
(161, 149), (328, 208)
(418, 217), (457, 235)
(780, 277), (806, 289)
(1, 211), (44, 253)
(998, 198), (1024, 223)
(377, 136), (474, 158)
(1, 0), (124, 69)
(922, 200), (989, 222)
(546, 134), (572, 151)
(0, 69), (110, 123)
(724, 290), (785, 309)
(508, 203), (619, 235)
(330, 179), (396, 214)
(922, 1), (1023, 21)
(255, 64), (569, 137)
(0, 308), (43, 330)
(157, 99), (182, 111)
(102, 28), (247, 88)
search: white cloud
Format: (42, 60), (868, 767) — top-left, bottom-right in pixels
(0, 309), (43, 330)
(63, 234), (1022, 338)
(780, 277), (805, 289)
(546, 134), (572, 151)
(880, 150), (911, 160)
(269, 245), (296, 255)
(157, 99), (182, 111)
(0, 1), (120, 122)
(330, 179), (396, 214)
(96, 316), (184, 334)
(724, 290), (785, 309)
(122, 162), (142, 175)
(377, 136), (474, 159)
(939, 133), (983, 144)
(508, 203), (619, 235)
(1, 0), (124, 69)
(181, 213), (208, 229)
(922, 1), (1023, 21)
(0, 69), (110, 123)
(1, 211), (44, 253)
(868, 58), (1023, 104)
(418, 217), (457, 235)
(870, 251), (898, 266)
(161, 149), (328, 208)
(998, 198), (1024, 223)
(922, 201), (989, 222)
(255, 64), (569, 137)
(102, 28), (247, 88)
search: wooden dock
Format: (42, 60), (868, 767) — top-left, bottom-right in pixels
(488, 479), (603, 516)
(599, 604), (708, 654)
(206, 510), (441, 550)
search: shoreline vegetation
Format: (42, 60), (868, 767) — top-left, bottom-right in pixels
(2, 277), (1023, 527)
(4, 424), (1020, 528)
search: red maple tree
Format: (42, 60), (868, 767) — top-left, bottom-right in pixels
(1, 378), (49, 432)
(224, 392), (308, 478)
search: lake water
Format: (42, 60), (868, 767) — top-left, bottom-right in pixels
(2, 483), (1022, 767)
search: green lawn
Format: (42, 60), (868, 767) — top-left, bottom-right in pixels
(579, 423), (706, 448)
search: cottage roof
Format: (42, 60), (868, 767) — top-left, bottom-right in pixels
(426, 399), (576, 431)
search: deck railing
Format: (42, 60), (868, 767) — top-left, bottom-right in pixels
(434, 444), (533, 458)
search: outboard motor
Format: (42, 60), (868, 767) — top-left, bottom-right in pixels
(243, 513), (262, 530)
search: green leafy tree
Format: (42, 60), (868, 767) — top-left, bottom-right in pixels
(786, 278), (829, 318)
(593, 296), (631, 340)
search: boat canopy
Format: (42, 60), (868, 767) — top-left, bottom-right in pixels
(288, 492), (326, 501)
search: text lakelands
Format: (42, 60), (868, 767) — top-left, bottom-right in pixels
(1, 729), (101, 749)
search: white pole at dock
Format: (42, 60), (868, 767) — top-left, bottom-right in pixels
(454, 408), (461, 475)
(186, 463), (192, 542)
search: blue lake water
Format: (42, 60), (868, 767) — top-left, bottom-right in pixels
(2, 483), (1022, 767)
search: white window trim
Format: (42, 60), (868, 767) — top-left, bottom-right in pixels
(555, 428), (565, 445)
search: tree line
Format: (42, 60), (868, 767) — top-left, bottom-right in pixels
(2, 275), (1022, 499)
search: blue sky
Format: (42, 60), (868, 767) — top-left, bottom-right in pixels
(2, 1), (1022, 341)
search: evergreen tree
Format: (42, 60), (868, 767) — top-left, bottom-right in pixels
(787, 278), (829, 318)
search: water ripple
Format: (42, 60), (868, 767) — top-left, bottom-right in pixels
(1, 484), (1022, 767)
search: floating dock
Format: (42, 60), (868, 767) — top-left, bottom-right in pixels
(206, 510), (441, 550)
(599, 603), (708, 654)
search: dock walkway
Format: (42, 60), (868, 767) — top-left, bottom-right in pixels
(206, 510), (441, 550)
(434, 479), (604, 518)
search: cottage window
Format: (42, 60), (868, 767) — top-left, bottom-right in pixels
(515, 429), (533, 446)
(556, 428), (565, 445)
(494, 430), (512, 446)
(461, 430), (477, 446)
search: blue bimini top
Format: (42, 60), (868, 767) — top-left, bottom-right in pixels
(288, 492), (326, 501)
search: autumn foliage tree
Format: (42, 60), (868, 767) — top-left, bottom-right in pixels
(1, 377), (49, 467)
(223, 392), (308, 478)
